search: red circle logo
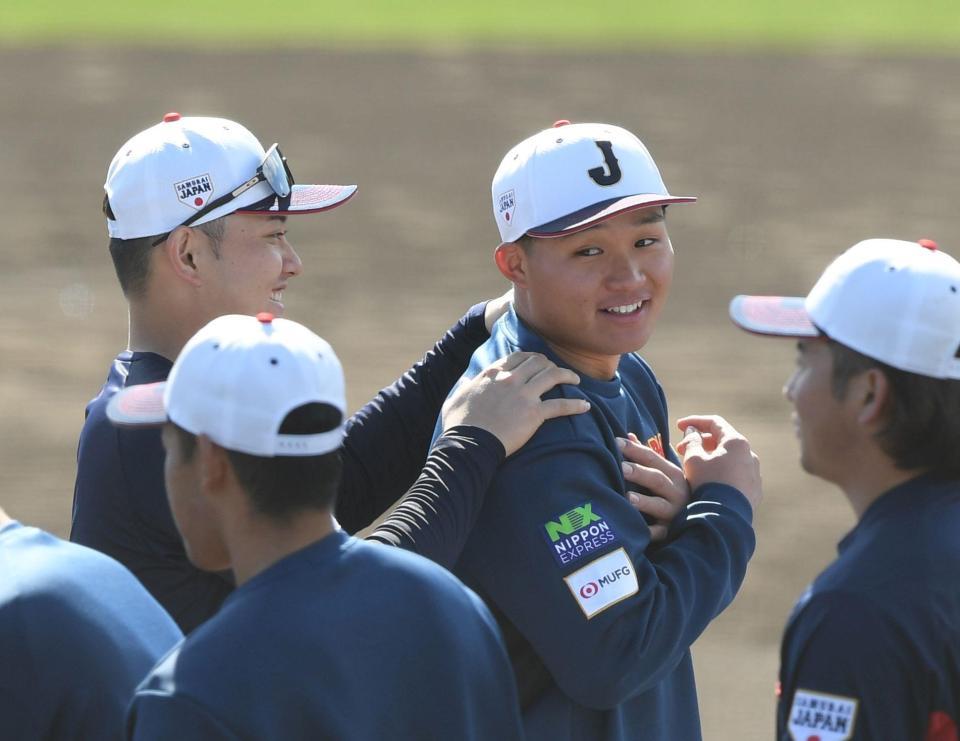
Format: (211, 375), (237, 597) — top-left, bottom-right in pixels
(579, 582), (599, 599)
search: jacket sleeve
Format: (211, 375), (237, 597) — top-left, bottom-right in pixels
(365, 426), (505, 570)
(458, 436), (755, 710)
(335, 303), (490, 533)
(777, 591), (919, 740)
(127, 693), (239, 741)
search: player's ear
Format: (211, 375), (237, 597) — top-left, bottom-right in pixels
(197, 435), (230, 496)
(855, 368), (891, 428)
(494, 242), (529, 287)
(163, 226), (203, 287)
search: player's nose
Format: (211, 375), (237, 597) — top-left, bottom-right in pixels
(606, 252), (646, 287)
(284, 242), (303, 277)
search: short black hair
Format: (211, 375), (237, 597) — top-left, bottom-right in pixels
(106, 212), (226, 298)
(827, 339), (960, 478)
(171, 402), (343, 521)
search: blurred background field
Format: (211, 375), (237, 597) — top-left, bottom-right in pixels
(1, 3), (958, 740)
(3, 0), (960, 48)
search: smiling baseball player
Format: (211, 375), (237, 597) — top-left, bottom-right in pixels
(434, 121), (763, 741)
(71, 113), (582, 632)
(730, 237), (960, 740)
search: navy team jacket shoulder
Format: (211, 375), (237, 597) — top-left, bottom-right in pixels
(126, 532), (525, 741)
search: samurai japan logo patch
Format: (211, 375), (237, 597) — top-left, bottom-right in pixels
(175, 174), (214, 211)
(497, 189), (516, 224)
(788, 689), (857, 741)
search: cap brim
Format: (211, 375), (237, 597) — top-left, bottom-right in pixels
(235, 184), (358, 216)
(527, 194), (697, 238)
(106, 382), (169, 427)
(729, 295), (820, 337)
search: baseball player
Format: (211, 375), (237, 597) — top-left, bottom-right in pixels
(436, 121), (762, 740)
(72, 113), (584, 632)
(0, 506), (181, 739)
(730, 238), (960, 740)
(110, 313), (526, 740)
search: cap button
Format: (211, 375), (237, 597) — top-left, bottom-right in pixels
(917, 238), (938, 251)
(256, 312), (274, 324)
(162, 112), (182, 123)
(553, 119), (571, 128)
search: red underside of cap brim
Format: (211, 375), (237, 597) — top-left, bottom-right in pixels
(526, 194), (697, 238)
(235, 184), (358, 215)
(729, 295), (819, 337)
(106, 381), (168, 427)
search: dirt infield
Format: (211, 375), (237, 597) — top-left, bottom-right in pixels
(2, 46), (958, 738)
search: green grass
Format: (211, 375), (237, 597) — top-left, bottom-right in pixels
(3, 0), (960, 50)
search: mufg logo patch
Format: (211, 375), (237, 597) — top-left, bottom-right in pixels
(543, 501), (617, 567)
(563, 547), (638, 619)
(175, 174), (214, 210)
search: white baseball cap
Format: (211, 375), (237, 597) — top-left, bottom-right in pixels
(730, 238), (960, 380)
(491, 120), (696, 244)
(104, 113), (357, 240)
(106, 313), (347, 456)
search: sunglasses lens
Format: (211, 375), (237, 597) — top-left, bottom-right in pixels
(261, 145), (291, 198)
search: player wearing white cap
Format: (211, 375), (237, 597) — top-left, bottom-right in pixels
(436, 121), (763, 740)
(110, 313), (526, 740)
(72, 113), (586, 632)
(730, 238), (960, 741)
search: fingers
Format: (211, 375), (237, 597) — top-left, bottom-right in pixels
(489, 350), (542, 375)
(676, 414), (740, 441)
(483, 289), (514, 333)
(540, 397), (591, 421)
(527, 365), (581, 396)
(618, 436), (675, 474)
(675, 425), (704, 457)
(488, 352), (581, 397)
(627, 491), (677, 521)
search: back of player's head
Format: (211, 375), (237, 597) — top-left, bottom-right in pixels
(731, 237), (960, 477)
(108, 313), (349, 514)
(169, 403), (343, 518)
(491, 120), (695, 245)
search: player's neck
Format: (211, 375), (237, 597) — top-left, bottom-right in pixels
(836, 453), (929, 520)
(513, 300), (621, 380)
(126, 298), (197, 363)
(226, 508), (338, 586)
(546, 342), (620, 380)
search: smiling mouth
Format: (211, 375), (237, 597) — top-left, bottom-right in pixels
(603, 301), (646, 315)
(270, 291), (283, 303)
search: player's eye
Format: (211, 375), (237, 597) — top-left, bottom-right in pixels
(576, 246), (602, 257)
(635, 238), (657, 249)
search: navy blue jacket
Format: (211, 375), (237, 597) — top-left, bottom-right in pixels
(126, 531), (524, 741)
(0, 522), (182, 740)
(778, 474), (960, 740)
(71, 305), (492, 632)
(439, 307), (756, 741)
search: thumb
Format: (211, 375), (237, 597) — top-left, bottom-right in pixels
(677, 425), (704, 459)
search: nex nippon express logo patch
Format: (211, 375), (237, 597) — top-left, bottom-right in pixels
(542, 502), (618, 567)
